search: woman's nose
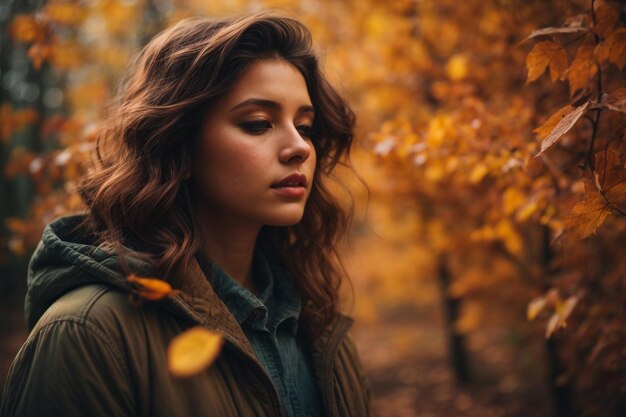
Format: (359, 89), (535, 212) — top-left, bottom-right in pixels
(279, 125), (312, 164)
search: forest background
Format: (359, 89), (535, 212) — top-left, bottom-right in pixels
(1, 0), (625, 416)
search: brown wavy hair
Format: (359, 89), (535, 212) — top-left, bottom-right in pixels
(75, 12), (356, 337)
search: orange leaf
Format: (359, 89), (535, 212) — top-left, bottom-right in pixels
(533, 104), (574, 139)
(526, 40), (568, 84)
(168, 327), (224, 377)
(127, 274), (178, 301)
(592, 0), (620, 38)
(564, 190), (611, 239)
(605, 181), (626, 209)
(568, 44), (597, 96)
(535, 101), (589, 155)
(596, 28), (626, 70)
(9, 15), (44, 43)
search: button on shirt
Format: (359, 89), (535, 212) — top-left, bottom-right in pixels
(196, 251), (324, 417)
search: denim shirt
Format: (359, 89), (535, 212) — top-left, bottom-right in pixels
(196, 251), (324, 417)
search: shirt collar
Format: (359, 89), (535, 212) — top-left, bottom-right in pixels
(195, 250), (301, 335)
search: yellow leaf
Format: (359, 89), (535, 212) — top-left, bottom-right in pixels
(517, 200), (539, 222)
(555, 296), (578, 327)
(526, 40), (567, 84)
(503, 188), (526, 215)
(168, 327), (224, 377)
(527, 296), (547, 320)
(469, 163), (488, 183)
(445, 54), (468, 81)
(545, 313), (560, 338)
(495, 219), (523, 256)
(127, 274), (178, 301)
(568, 44), (597, 96)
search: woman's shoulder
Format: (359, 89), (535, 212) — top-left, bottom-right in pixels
(32, 283), (143, 335)
(2, 284), (140, 417)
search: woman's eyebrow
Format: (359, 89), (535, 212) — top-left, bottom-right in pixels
(230, 98), (314, 114)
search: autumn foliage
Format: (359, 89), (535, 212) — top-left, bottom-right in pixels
(2, 0), (625, 415)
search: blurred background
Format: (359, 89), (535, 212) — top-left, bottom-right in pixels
(1, 0), (625, 416)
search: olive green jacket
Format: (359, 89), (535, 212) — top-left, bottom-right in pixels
(0, 215), (371, 417)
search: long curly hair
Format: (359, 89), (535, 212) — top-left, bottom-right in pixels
(75, 12), (356, 337)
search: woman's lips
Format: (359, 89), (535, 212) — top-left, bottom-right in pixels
(271, 186), (306, 197)
(270, 173), (307, 197)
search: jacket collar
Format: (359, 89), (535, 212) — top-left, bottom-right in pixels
(161, 254), (353, 364)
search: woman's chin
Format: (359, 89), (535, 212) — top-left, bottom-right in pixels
(263, 211), (305, 227)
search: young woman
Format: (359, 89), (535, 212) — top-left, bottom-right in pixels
(1, 11), (370, 417)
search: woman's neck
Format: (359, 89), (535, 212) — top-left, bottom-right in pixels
(198, 214), (261, 294)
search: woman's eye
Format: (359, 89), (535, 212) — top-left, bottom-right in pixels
(297, 125), (315, 139)
(239, 120), (271, 135)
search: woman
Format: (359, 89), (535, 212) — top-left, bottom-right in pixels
(1, 11), (370, 417)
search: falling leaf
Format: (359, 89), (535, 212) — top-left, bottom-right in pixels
(526, 40), (568, 83)
(535, 101), (589, 155)
(168, 327), (224, 377)
(127, 274), (178, 301)
(568, 44), (597, 96)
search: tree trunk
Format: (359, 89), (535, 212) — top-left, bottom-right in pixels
(437, 252), (470, 385)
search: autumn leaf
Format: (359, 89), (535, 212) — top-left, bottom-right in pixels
(533, 104), (574, 139)
(604, 181), (626, 209)
(568, 44), (597, 96)
(27, 43), (52, 70)
(43, 2), (87, 25)
(527, 296), (547, 320)
(595, 28), (626, 70)
(127, 274), (178, 301)
(594, 148), (626, 188)
(592, 0), (619, 38)
(534, 101), (589, 155)
(168, 327), (224, 377)
(523, 26), (588, 42)
(564, 189), (611, 239)
(445, 54), (468, 81)
(526, 40), (568, 83)
(9, 14), (44, 43)
(597, 88), (626, 114)
(546, 296), (578, 338)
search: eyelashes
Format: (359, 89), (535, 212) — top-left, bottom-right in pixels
(238, 120), (316, 139)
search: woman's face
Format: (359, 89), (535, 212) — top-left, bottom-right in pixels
(192, 59), (317, 230)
